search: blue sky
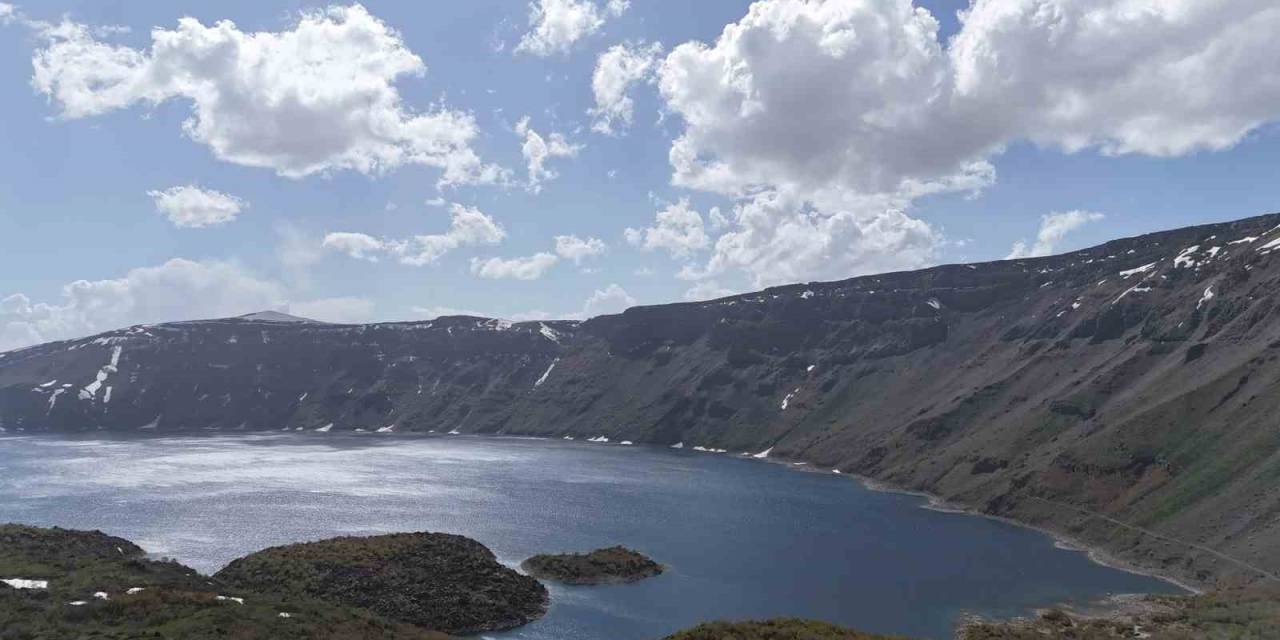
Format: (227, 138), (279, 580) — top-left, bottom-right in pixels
(2, 0), (1278, 349)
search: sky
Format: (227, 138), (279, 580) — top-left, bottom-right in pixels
(1, 0), (1279, 350)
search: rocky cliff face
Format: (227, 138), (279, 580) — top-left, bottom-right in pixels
(6, 213), (1280, 590)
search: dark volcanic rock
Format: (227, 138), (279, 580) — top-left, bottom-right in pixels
(9, 213), (1280, 589)
(214, 532), (548, 634)
(521, 546), (664, 585)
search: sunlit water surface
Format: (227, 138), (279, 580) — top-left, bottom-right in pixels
(0, 434), (1179, 639)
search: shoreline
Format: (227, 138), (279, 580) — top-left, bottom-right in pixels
(724, 447), (1203, 596)
(847, 472), (1203, 595)
(0, 429), (1204, 595)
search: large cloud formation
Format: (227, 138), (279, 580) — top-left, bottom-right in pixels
(30, 5), (504, 184)
(654, 0), (1280, 286)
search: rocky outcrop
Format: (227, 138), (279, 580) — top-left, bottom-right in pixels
(521, 546), (663, 585)
(214, 532), (548, 634)
(7, 213), (1280, 589)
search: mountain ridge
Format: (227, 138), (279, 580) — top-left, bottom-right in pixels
(5, 212), (1280, 591)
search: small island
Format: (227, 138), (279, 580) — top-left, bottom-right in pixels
(215, 532), (548, 634)
(664, 618), (906, 639)
(521, 546), (664, 585)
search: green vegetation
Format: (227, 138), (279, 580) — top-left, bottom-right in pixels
(521, 546), (664, 585)
(0, 524), (508, 639)
(214, 532), (548, 634)
(664, 618), (908, 639)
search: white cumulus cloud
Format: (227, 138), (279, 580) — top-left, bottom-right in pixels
(654, 0), (1280, 287)
(1007, 210), (1105, 259)
(518, 0), (603, 56)
(625, 199), (710, 259)
(683, 280), (738, 302)
(0, 259), (287, 352)
(516, 116), (582, 193)
(323, 203), (506, 266)
(30, 5), (505, 184)
(951, 0), (1280, 158)
(289, 297), (375, 324)
(689, 192), (940, 289)
(554, 235), (607, 264)
(590, 41), (662, 134)
(515, 0), (623, 56)
(582, 283), (635, 317)
(147, 185), (245, 228)
(470, 253), (560, 280)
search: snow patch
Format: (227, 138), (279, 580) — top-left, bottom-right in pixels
(216, 595), (244, 605)
(670, 442), (684, 449)
(1228, 236), (1258, 245)
(926, 298), (941, 310)
(752, 447), (773, 459)
(1118, 262), (1157, 277)
(780, 388), (799, 410)
(3, 579), (48, 590)
(316, 424), (333, 433)
(1259, 236), (1280, 252)
(539, 323), (561, 343)
(1173, 245), (1200, 268)
(534, 359), (558, 388)
(1198, 286), (1215, 309)
(47, 388), (65, 412)
(1114, 284), (1152, 304)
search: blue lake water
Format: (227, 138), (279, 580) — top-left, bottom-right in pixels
(0, 434), (1179, 639)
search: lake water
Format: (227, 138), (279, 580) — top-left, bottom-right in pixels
(0, 434), (1179, 639)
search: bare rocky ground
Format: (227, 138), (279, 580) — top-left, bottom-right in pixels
(959, 587), (1280, 639)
